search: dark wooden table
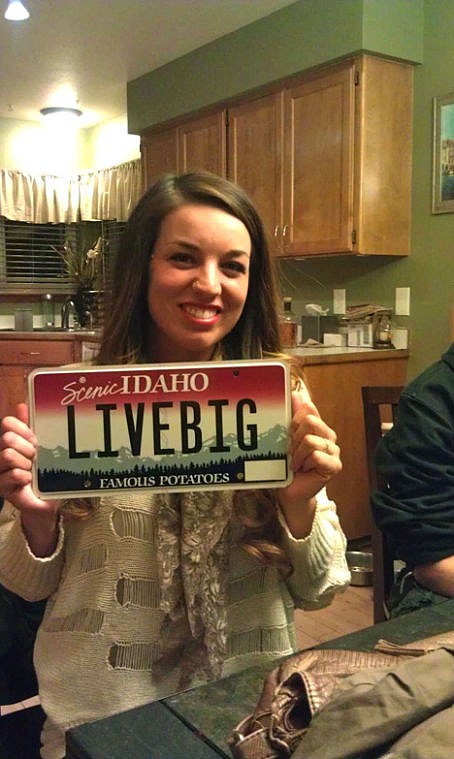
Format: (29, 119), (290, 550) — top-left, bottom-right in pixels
(66, 598), (454, 758)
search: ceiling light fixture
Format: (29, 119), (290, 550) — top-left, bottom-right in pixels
(40, 106), (83, 121)
(4, 1), (30, 20)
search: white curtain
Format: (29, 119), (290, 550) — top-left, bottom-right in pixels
(0, 159), (143, 223)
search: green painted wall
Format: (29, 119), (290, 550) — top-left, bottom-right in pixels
(128, 0), (423, 134)
(362, 0), (424, 61)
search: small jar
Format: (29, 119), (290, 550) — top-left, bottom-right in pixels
(373, 310), (392, 349)
(279, 296), (298, 348)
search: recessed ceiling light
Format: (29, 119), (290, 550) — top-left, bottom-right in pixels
(4, 1), (30, 21)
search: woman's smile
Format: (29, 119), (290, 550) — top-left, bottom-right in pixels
(180, 303), (221, 323)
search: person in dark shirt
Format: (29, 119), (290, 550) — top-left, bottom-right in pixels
(371, 343), (454, 616)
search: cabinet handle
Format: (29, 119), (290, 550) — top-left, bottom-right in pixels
(282, 224), (288, 238)
(273, 225), (280, 237)
(21, 351), (41, 356)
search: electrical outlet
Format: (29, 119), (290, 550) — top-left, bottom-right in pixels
(395, 287), (410, 316)
(333, 289), (346, 314)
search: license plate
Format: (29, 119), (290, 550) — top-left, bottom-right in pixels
(28, 360), (293, 498)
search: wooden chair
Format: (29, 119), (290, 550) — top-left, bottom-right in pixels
(361, 386), (404, 623)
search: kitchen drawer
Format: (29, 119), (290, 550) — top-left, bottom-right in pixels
(0, 340), (76, 366)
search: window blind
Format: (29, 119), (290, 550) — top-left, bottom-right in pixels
(0, 218), (70, 293)
(0, 217), (125, 295)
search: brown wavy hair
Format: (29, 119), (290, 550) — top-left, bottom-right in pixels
(66, 172), (303, 575)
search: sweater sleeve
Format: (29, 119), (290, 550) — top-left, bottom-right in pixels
(0, 500), (65, 601)
(278, 487), (350, 609)
(371, 381), (454, 568)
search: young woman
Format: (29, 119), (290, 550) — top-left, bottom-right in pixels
(0, 172), (350, 758)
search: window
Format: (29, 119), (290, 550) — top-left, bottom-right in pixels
(0, 217), (125, 295)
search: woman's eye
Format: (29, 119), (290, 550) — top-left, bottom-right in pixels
(223, 260), (247, 274)
(170, 252), (195, 266)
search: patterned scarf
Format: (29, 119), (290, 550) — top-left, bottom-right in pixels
(154, 489), (234, 689)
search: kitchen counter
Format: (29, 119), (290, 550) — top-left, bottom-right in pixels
(0, 331), (405, 360)
(288, 345), (409, 365)
(0, 329), (99, 340)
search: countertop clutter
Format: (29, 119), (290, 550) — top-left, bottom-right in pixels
(0, 329), (99, 339)
(288, 345), (406, 363)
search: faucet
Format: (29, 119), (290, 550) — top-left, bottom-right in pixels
(61, 297), (77, 329)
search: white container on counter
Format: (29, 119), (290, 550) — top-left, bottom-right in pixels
(14, 308), (33, 331)
(347, 322), (373, 347)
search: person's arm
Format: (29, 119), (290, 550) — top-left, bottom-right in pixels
(0, 403), (60, 557)
(276, 383), (342, 539)
(414, 557), (454, 597)
(371, 383), (454, 573)
(0, 402), (64, 601)
(280, 487), (350, 609)
(273, 381), (349, 606)
(0, 498), (64, 600)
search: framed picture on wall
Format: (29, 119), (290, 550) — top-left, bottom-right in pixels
(432, 92), (454, 213)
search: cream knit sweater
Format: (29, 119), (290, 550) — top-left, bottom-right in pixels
(0, 489), (349, 758)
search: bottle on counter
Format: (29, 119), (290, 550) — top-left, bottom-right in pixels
(279, 296), (298, 348)
(42, 293), (55, 329)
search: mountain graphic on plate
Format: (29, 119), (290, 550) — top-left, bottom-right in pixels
(37, 424), (288, 474)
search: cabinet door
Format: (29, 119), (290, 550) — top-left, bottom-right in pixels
(0, 366), (29, 418)
(0, 339), (79, 418)
(354, 55), (413, 256)
(282, 62), (355, 256)
(178, 111), (227, 176)
(228, 92), (284, 251)
(305, 355), (408, 539)
(141, 127), (179, 189)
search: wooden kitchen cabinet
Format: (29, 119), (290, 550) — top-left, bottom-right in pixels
(142, 110), (226, 189)
(298, 349), (409, 539)
(280, 55), (413, 257)
(141, 127), (179, 188)
(281, 62), (355, 255)
(178, 110), (227, 177)
(228, 92), (284, 247)
(0, 337), (82, 419)
(141, 54), (413, 257)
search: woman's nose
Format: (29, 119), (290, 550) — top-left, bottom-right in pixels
(193, 265), (221, 296)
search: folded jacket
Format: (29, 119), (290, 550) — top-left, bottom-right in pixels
(293, 646), (454, 759)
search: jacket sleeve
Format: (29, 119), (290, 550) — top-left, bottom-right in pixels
(371, 384), (454, 568)
(0, 500), (65, 601)
(278, 487), (351, 609)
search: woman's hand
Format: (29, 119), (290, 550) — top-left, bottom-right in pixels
(0, 403), (60, 556)
(277, 391), (342, 538)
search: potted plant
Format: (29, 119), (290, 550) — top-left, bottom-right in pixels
(54, 236), (105, 328)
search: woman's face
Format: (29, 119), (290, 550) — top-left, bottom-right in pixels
(147, 203), (251, 362)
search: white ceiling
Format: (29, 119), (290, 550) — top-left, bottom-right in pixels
(0, 0), (296, 128)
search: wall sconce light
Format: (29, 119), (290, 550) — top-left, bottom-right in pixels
(4, 1), (30, 20)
